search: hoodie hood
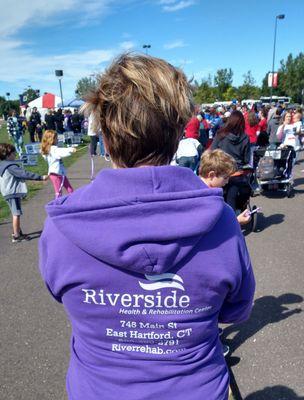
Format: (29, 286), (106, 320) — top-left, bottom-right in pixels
(46, 166), (224, 275)
(226, 132), (248, 145)
(0, 160), (21, 176)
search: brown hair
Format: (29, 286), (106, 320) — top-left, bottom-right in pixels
(281, 112), (292, 124)
(217, 110), (245, 138)
(83, 54), (193, 167)
(41, 130), (57, 155)
(199, 149), (237, 178)
(248, 111), (259, 127)
(0, 143), (16, 160)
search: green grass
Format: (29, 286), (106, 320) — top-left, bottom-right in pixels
(0, 123), (89, 222)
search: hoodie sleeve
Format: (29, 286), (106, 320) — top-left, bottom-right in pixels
(210, 134), (219, 150)
(39, 217), (63, 303)
(242, 137), (251, 165)
(7, 165), (42, 181)
(218, 230), (255, 324)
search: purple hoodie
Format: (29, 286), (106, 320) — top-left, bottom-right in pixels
(39, 165), (255, 400)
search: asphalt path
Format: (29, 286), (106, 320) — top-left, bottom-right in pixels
(0, 152), (303, 400)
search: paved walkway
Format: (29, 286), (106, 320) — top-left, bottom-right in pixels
(0, 152), (303, 400)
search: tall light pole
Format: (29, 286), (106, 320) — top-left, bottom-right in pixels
(55, 70), (64, 107)
(143, 44), (151, 55)
(270, 14), (285, 101)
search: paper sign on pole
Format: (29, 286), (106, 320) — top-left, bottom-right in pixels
(268, 72), (278, 88)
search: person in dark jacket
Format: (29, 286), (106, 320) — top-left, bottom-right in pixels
(0, 143), (48, 242)
(44, 109), (56, 130)
(28, 107), (42, 142)
(211, 110), (250, 210)
(54, 108), (64, 133)
(267, 107), (283, 145)
(70, 109), (82, 133)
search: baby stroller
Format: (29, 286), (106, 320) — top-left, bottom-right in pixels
(224, 166), (259, 233)
(255, 145), (295, 197)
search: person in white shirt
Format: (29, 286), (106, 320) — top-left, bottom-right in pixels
(41, 130), (76, 198)
(171, 136), (202, 173)
(277, 112), (300, 151)
(293, 112), (303, 149)
(87, 114), (105, 156)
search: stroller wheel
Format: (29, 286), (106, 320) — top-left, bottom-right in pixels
(248, 205), (258, 232)
(286, 183), (294, 198)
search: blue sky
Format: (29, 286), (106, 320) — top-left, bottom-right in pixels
(0, 0), (303, 101)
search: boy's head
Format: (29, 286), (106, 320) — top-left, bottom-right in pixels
(199, 149), (237, 188)
(0, 143), (16, 161)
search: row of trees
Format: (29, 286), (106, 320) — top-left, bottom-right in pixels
(0, 97), (20, 117)
(261, 53), (304, 104)
(192, 69), (261, 104)
(0, 88), (40, 118)
(193, 52), (304, 105)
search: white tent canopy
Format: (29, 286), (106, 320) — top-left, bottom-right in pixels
(26, 93), (62, 120)
(27, 93), (61, 110)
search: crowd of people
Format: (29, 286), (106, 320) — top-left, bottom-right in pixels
(6, 106), (87, 151)
(174, 100), (303, 211)
(2, 83), (304, 246)
(0, 53), (303, 400)
(178, 101), (303, 159)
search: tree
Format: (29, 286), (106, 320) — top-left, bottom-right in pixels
(22, 88), (40, 103)
(223, 86), (239, 102)
(214, 68), (233, 100)
(280, 53), (304, 103)
(75, 76), (97, 98)
(237, 71), (261, 100)
(193, 79), (217, 104)
(261, 53), (304, 102)
(0, 99), (20, 119)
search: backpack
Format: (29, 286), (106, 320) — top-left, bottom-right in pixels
(256, 156), (277, 180)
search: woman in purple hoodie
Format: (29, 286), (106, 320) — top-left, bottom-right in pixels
(39, 54), (255, 400)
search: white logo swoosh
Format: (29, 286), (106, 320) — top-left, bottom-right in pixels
(139, 273), (185, 291)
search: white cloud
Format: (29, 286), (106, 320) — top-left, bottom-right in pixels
(0, 0), (120, 97)
(170, 59), (193, 67)
(162, 0), (195, 12)
(164, 40), (187, 50)
(0, 38), (125, 97)
(159, 0), (177, 4)
(119, 41), (136, 51)
(0, 0), (116, 37)
(192, 68), (214, 82)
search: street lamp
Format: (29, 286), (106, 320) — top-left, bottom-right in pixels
(270, 14), (285, 101)
(143, 44), (151, 55)
(55, 70), (64, 107)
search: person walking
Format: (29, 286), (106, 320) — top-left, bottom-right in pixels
(71, 109), (82, 133)
(28, 107), (42, 142)
(7, 110), (24, 156)
(0, 143), (47, 242)
(41, 130), (75, 198)
(211, 110), (251, 211)
(267, 107), (283, 145)
(39, 54), (255, 400)
(54, 109), (65, 134)
(44, 109), (56, 130)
